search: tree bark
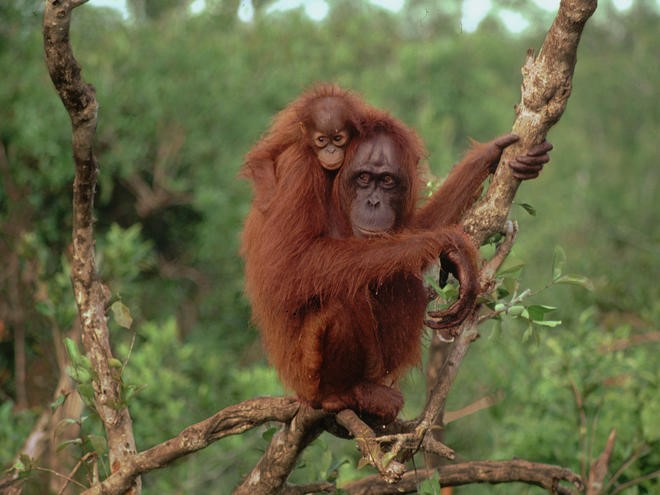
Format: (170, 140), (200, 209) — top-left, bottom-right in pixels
(43, 1), (140, 493)
(34, 0), (598, 494)
(423, 0), (597, 482)
(464, 0), (598, 244)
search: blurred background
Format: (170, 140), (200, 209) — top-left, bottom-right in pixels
(0, 0), (657, 493)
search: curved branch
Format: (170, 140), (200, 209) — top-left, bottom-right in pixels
(81, 397), (299, 495)
(419, 0), (596, 486)
(464, 0), (597, 245)
(43, 1), (140, 492)
(422, 0), (597, 452)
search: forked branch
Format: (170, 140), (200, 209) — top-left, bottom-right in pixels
(39, 0), (597, 494)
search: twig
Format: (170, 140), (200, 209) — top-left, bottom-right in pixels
(479, 220), (519, 291)
(610, 470), (660, 495)
(586, 429), (616, 495)
(335, 410), (408, 484)
(571, 379), (589, 478)
(443, 391), (504, 424)
(602, 443), (651, 494)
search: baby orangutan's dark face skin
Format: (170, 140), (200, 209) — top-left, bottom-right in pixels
(306, 96), (353, 171)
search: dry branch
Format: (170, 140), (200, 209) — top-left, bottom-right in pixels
(81, 397), (300, 495)
(38, 0), (597, 493)
(343, 460), (585, 495)
(43, 0), (139, 492)
(464, 0), (598, 245)
(233, 405), (327, 495)
(420, 0), (596, 476)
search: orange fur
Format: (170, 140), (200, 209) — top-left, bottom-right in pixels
(241, 87), (505, 423)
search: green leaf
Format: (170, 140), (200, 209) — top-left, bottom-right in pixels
(50, 393), (66, 411)
(507, 305), (526, 317)
(108, 357), (123, 369)
(527, 305), (558, 321)
(517, 202), (537, 216)
(498, 262), (525, 276)
(87, 434), (108, 455)
(77, 383), (96, 406)
(552, 246), (567, 280)
(110, 301), (134, 329)
(417, 470), (441, 495)
(554, 274), (594, 290)
(534, 320), (562, 328)
(64, 337), (82, 364)
(14, 455), (33, 478)
(325, 458), (349, 482)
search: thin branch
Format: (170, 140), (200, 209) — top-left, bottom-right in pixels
(586, 429), (616, 495)
(335, 410), (408, 484)
(443, 391), (504, 425)
(603, 443), (651, 494)
(418, 313), (480, 432)
(610, 470), (660, 495)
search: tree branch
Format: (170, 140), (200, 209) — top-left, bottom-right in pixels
(81, 397), (299, 495)
(43, 1), (140, 492)
(342, 460), (584, 495)
(419, 0), (596, 487)
(39, 0), (597, 494)
(464, 0), (598, 245)
(233, 405), (327, 495)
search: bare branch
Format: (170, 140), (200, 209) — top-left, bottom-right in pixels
(81, 397), (299, 495)
(479, 220), (519, 291)
(419, 0), (596, 486)
(43, 0), (139, 492)
(586, 429), (617, 495)
(464, 0), (598, 245)
(343, 461), (584, 495)
(233, 405), (327, 495)
(38, 1), (598, 493)
(419, 313), (480, 431)
(335, 410), (408, 484)
(443, 391), (504, 425)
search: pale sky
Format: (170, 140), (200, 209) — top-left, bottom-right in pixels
(90, 0), (637, 33)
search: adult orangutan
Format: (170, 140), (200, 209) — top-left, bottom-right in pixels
(241, 83), (368, 213)
(241, 96), (551, 423)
